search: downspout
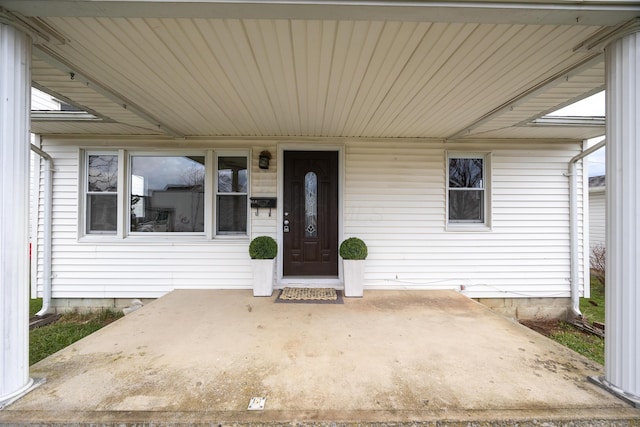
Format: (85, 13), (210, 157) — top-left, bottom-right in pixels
(30, 143), (54, 316)
(568, 139), (606, 319)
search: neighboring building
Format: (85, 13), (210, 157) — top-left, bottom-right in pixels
(31, 88), (61, 111)
(589, 175), (606, 250)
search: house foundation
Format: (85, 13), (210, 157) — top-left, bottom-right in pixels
(475, 297), (570, 321)
(49, 295), (569, 321)
(50, 298), (156, 314)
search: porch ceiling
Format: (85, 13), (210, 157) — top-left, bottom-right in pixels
(3, 1), (638, 140)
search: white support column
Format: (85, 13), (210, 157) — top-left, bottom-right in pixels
(589, 24), (640, 408)
(0, 23), (33, 405)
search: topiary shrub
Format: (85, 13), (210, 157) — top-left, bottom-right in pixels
(339, 237), (368, 260)
(249, 236), (278, 259)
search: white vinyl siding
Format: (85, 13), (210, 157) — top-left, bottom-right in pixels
(32, 140), (276, 299)
(250, 148), (278, 238)
(589, 188), (606, 249)
(34, 138), (584, 301)
(344, 140), (584, 299)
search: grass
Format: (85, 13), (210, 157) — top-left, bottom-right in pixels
(29, 299), (123, 365)
(580, 275), (605, 324)
(521, 275), (605, 365)
(30, 298), (43, 317)
(548, 275), (605, 365)
(549, 322), (605, 365)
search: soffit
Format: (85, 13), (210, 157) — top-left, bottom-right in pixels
(30, 121), (163, 136)
(4, 1), (637, 139)
(462, 59), (606, 140)
(31, 55), (165, 135)
(468, 126), (604, 141)
(24, 15), (610, 139)
(3, 1), (639, 25)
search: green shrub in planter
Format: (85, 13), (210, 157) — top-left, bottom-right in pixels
(249, 236), (278, 259)
(339, 237), (368, 260)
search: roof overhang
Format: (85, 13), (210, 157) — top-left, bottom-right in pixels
(2, 1), (639, 24)
(1, 1), (638, 139)
(529, 116), (606, 127)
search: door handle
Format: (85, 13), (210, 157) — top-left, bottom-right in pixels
(283, 219), (290, 233)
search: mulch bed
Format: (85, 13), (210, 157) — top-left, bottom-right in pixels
(520, 319), (564, 337)
(520, 318), (605, 338)
(29, 313), (62, 330)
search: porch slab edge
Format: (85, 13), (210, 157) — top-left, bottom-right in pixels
(2, 407), (640, 426)
(0, 379), (45, 411)
(589, 376), (640, 409)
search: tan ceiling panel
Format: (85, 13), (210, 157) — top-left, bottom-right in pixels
(472, 126), (604, 141)
(467, 60), (605, 138)
(28, 15), (609, 139)
(31, 55), (165, 134)
(30, 121), (162, 136)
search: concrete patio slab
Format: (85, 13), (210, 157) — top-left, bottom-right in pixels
(1, 290), (639, 426)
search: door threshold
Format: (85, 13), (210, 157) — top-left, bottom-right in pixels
(278, 277), (342, 288)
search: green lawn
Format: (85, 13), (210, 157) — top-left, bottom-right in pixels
(580, 275), (605, 324)
(30, 298), (43, 317)
(550, 322), (605, 365)
(548, 276), (605, 365)
(29, 299), (122, 365)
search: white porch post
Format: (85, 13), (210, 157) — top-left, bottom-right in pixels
(0, 23), (33, 404)
(590, 25), (640, 407)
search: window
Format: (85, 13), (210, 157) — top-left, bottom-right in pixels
(216, 155), (248, 234)
(447, 153), (489, 225)
(82, 150), (250, 238)
(304, 172), (318, 237)
(130, 155), (205, 233)
(86, 153), (118, 234)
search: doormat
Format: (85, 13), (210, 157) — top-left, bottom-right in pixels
(275, 287), (343, 304)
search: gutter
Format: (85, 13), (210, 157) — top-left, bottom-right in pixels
(30, 143), (54, 316)
(568, 139), (606, 319)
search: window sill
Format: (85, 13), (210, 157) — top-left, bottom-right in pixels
(446, 223), (492, 232)
(78, 235), (250, 244)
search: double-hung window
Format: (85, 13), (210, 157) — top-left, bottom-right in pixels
(447, 153), (490, 227)
(216, 154), (248, 235)
(85, 153), (118, 234)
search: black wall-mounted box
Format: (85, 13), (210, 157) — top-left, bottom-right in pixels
(250, 197), (277, 209)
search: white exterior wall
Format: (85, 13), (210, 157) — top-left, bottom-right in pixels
(33, 138), (584, 302)
(345, 140), (584, 298)
(34, 139), (278, 300)
(589, 187), (606, 249)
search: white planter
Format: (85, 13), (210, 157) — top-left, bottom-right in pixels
(343, 259), (365, 297)
(252, 259), (275, 297)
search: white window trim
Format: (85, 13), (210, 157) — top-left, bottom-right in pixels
(214, 150), (251, 238)
(79, 149), (251, 242)
(445, 151), (492, 232)
(81, 149), (121, 237)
